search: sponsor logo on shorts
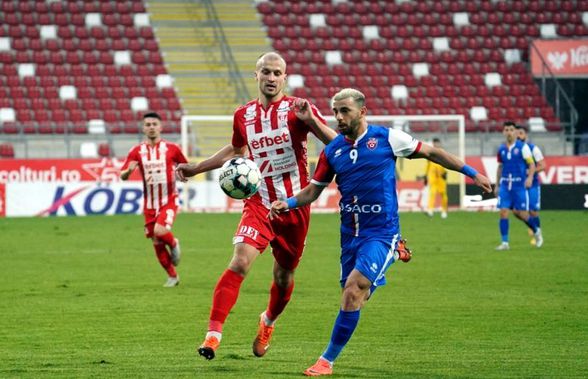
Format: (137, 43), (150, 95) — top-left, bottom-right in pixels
(237, 225), (259, 240)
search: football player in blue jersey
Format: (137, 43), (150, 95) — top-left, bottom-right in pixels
(516, 124), (546, 245)
(268, 88), (492, 377)
(494, 121), (543, 250)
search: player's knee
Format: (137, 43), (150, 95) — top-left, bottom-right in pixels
(341, 283), (369, 310)
(153, 224), (168, 237)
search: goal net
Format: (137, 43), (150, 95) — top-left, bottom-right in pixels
(180, 114), (468, 211)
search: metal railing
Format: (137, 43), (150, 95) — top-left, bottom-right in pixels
(202, 0), (250, 104)
(529, 41), (579, 144)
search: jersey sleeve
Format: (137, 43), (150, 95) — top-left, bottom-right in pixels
(532, 145), (545, 162)
(173, 144), (188, 164)
(310, 150), (335, 186)
(121, 146), (139, 170)
(496, 148), (503, 163)
(231, 110), (247, 148)
(521, 144), (534, 165)
(387, 128), (421, 157)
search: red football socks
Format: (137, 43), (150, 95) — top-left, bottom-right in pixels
(157, 231), (176, 248)
(154, 242), (176, 277)
(266, 281), (294, 321)
(209, 269), (244, 332)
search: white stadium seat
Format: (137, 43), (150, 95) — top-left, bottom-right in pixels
(528, 117), (547, 132)
(453, 12), (470, 27)
(287, 74), (304, 89)
(309, 14), (326, 28)
(470, 106), (488, 122)
(59, 85), (77, 100)
(18, 63), (35, 78)
(433, 37), (450, 52)
(363, 25), (380, 40)
(134, 13), (150, 27)
(0, 108), (16, 124)
(0, 37), (11, 52)
(325, 51), (343, 66)
(131, 97), (149, 112)
(540, 24), (558, 39)
(40, 25), (57, 40)
(412, 63), (430, 78)
(156, 74), (173, 89)
(484, 73), (502, 87)
(114, 51), (131, 66)
(85, 13), (102, 28)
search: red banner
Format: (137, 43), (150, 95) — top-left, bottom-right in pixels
(0, 183), (5, 217)
(0, 158), (141, 183)
(531, 39), (588, 77)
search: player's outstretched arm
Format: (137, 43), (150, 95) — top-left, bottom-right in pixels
(413, 144), (492, 193)
(268, 183), (325, 220)
(120, 161), (138, 181)
(292, 98), (337, 145)
(176, 144), (246, 181)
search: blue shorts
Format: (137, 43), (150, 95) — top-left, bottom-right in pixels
(497, 186), (529, 211)
(528, 185), (541, 212)
(339, 233), (400, 289)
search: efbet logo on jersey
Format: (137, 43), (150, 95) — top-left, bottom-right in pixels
(340, 203), (383, 214)
(250, 132), (290, 150)
(366, 138), (378, 150)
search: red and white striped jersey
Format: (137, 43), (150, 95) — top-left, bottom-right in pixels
(232, 96), (326, 208)
(122, 140), (188, 211)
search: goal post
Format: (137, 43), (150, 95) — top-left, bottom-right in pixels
(181, 114), (467, 209)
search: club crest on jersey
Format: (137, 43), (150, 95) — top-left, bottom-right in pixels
(514, 148), (519, 155)
(244, 105), (257, 122)
(367, 138), (378, 150)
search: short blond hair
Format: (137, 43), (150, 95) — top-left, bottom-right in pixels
(331, 88), (366, 108)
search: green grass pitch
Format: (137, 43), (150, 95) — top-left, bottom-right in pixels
(1, 211), (587, 378)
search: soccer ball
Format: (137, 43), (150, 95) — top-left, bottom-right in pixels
(218, 157), (262, 199)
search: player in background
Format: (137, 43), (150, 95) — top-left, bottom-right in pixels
(425, 138), (449, 218)
(516, 125), (546, 245)
(175, 52), (337, 360)
(268, 88), (492, 376)
(120, 112), (188, 287)
(494, 121), (543, 250)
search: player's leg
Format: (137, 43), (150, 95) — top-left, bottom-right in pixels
(199, 202), (272, 360)
(427, 185), (436, 217)
(144, 211), (178, 285)
(198, 242), (260, 360)
(512, 188), (542, 247)
(496, 189), (511, 250)
(440, 186), (448, 219)
(305, 236), (398, 376)
(527, 186), (542, 245)
(152, 205), (181, 266)
(253, 207), (310, 357)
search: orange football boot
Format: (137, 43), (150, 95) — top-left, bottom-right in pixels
(252, 312), (274, 357)
(304, 358), (333, 376)
(197, 336), (220, 360)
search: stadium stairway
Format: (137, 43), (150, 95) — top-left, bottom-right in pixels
(148, 0), (270, 156)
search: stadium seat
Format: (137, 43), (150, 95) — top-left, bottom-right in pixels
(0, 143), (15, 158)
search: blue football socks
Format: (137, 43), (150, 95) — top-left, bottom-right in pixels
(499, 218), (509, 242)
(322, 309), (360, 363)
(529, 216), (540, 230)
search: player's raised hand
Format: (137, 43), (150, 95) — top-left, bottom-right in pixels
(268, 200), (288, 220)
(473, 173), (493, 193)
(292, 98), (313, 122)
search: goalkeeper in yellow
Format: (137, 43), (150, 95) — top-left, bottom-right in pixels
(425, 138), (448, 218)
